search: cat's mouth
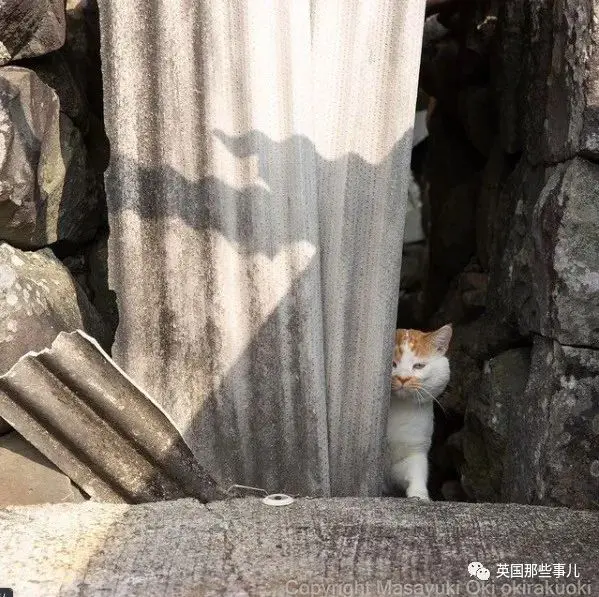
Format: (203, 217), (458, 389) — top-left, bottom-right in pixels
(391, 376), (416, 391)
(391, 380), (432, 403)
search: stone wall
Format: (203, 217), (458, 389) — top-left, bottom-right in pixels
(410, 0), (599, 508)
(1, 0), (115, 336)
(0, 0), (116, 502)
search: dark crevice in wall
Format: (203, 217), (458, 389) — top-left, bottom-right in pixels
(396, 0), (524, 502)
(399, 0), (599, 510)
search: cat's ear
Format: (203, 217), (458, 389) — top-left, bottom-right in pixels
(431, 324), (452, 355)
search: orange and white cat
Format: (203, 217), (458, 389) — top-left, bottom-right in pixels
(386, 324), (452, 500)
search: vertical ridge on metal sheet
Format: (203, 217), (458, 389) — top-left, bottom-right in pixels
(99, 2), (330, 495)
(312, 0), (426, 495)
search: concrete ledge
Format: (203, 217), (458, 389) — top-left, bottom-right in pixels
(1, 497), (597, 596)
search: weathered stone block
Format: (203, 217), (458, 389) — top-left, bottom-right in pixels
(488, 158), (543, 318)
(438, 315), (523, 417)
(19, 51), (89, 132)
(495, 158), (599, 347)
(503, 337), (599, 509)
(0, 67), (99, 248)
(0, 0), (65, 65)
(438, 348), (478, 416)
(462, 347), (531, 502)
(0, 242), (109, 377)
(495, 0), (525, 154)
(498, 0), (599, 162)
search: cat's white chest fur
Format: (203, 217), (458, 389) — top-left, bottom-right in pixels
(387, 396), (434, 456)
(385, 396), (434, 500)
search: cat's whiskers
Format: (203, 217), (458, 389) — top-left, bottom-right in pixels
(414, 387), (425, 407)
(416, 384), (447, 414)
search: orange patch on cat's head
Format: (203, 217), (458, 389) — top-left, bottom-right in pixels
(394, 324), (452, 359)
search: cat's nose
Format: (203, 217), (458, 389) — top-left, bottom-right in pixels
(394, 376), (410, 385)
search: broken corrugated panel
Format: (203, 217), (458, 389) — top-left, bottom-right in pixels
(98, 0), (424, 496)
(0, 330), (225, 503)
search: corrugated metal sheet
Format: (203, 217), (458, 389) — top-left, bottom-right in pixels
(98, 0), (425, 496)
(0, 330), (225, 503)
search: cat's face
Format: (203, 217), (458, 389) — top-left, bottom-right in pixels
(391, 324), (452, 402)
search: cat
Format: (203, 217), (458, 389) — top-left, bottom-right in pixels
(385, 324), (452, 500)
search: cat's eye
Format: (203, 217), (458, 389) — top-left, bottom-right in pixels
(392, 361), (397, 368)
(413, 362), (426, 370)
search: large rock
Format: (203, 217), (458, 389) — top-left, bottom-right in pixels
(0, 67), (99, 249)
(494, 158), (599, 347)
(0, 0), (65, 65)
(0, 432), (85, 506)
(0, 242), (110, 377)
(437, 313), (522, 416)
(488, 158), (543, 315)
(503, 337), (599, 509)
(0, 498), (598, 596)
(438, 345), (478, 416)
(529, 159), (599, 347)
(498, 0), (599, 162)
(462, 347), (531, 502)
(19, 51), (89, 132)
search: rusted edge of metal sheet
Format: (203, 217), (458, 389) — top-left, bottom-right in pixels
(0, 330), (227, 504)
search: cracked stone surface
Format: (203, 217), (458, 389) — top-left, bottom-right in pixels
(493, 157), (599, 348)
(497, 0), (599, 162)
(0, 0), (65, 66)
(503, 336), (599, 508)
(0, 66), (100, 249)
(462, 347), (531, 502)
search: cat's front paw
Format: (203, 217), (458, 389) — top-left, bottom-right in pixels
(406, 487), (430, 501)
